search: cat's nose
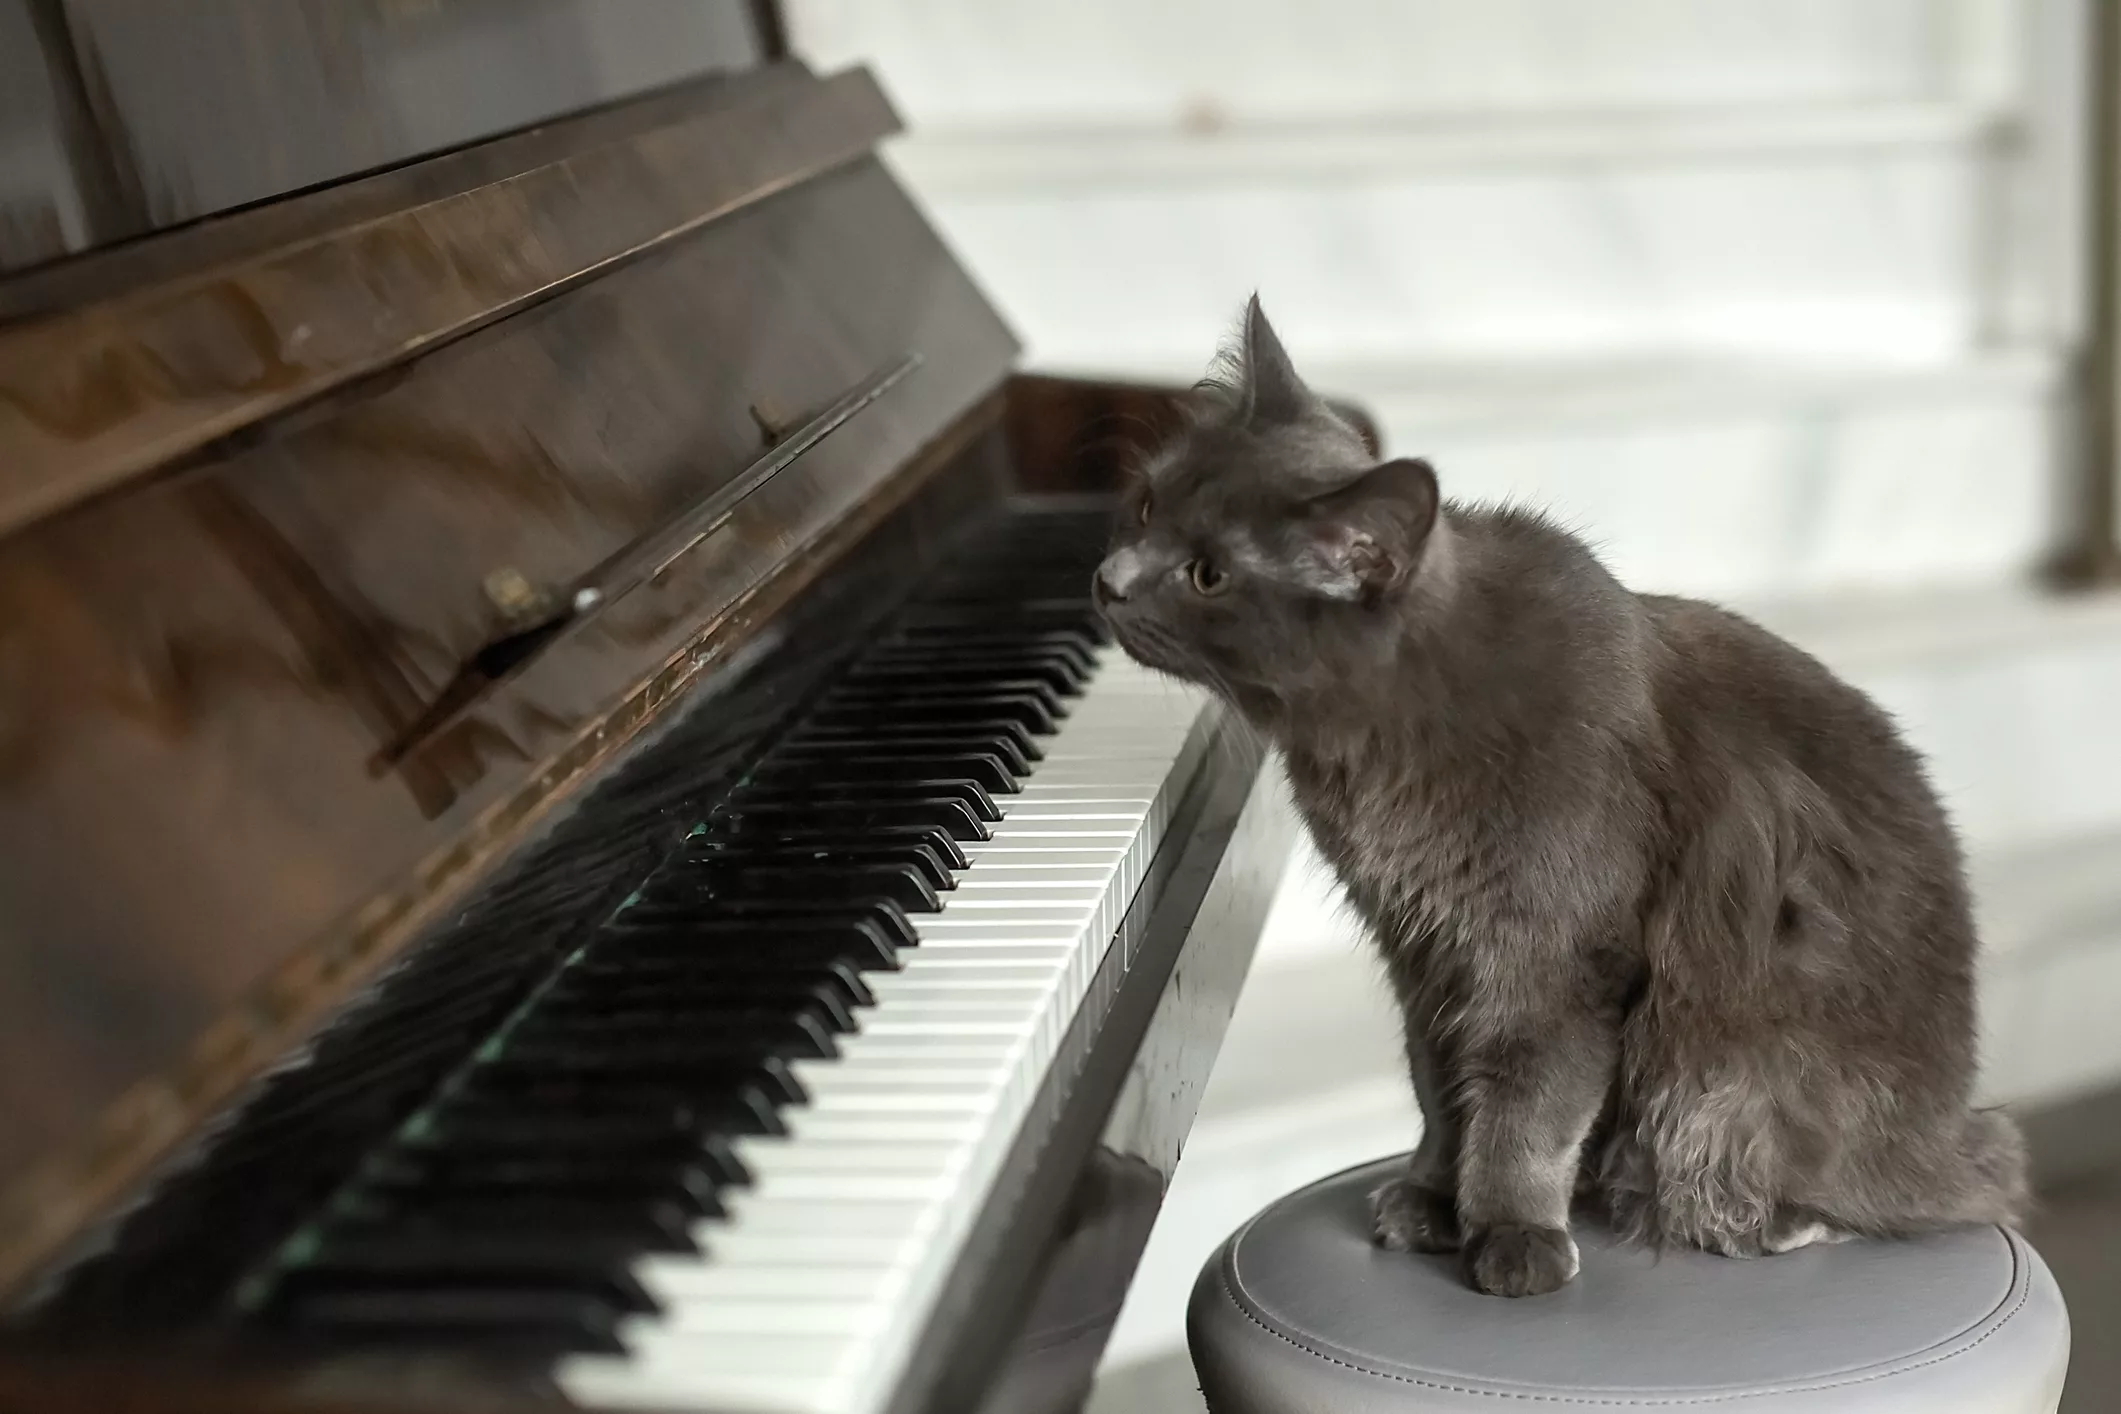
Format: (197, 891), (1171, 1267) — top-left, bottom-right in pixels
(1094, 552), (1140, 606)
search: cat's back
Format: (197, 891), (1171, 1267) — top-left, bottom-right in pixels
(1446, 502), (1646, 663)
(1640, 594), (1883, 742)
(1636, 592), (1950, 848)
(1452, 501), (1631, 603)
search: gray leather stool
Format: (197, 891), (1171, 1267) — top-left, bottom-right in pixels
(1188, 1156), (2070, 1413)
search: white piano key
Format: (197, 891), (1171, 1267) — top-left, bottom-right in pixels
(870, 946), (1075, 966)
(949, 850), (1128, 868)
(853, 987), (1060, 1008)
(734, 1172), (964, 1202)
(922, 902), (1101, 921)
(735, 1139), (966, 1173)
(948, 856), (1120, 875)
(790, 1085), (1004, 1108)
(778, 1113), (982, 1142)
(990, 805), (1149, 821)
(711, 1197), (941, 1236)
(795, 1055), (1013, 1082)
(836, 1004), (1055, 1031)
(862, 967), (1062, 992)
(654, 1300), (898, 1337)
(564, 1350), (851, 1413)
(684, 1231), (924, 1265)
(909, 918), (1090, 935)
(852, 989), (1055, 1012)
(641, 1264), (914, 1302)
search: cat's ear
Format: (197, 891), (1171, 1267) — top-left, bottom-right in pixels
(1236, 295), (1314, 425)
(1289, 458), (1440, 601)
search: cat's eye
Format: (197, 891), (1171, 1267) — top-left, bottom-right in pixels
(1188, 558), (1229, 596)
(1137, 493), (1153, 526)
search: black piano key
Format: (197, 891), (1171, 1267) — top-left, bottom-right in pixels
(342, 1181), (720, 1249)
(731, 778), (1005, 823)
(861, 651), (1096, 688)
(520, 982), (861, 1039)
(266, 1287), (629, 1355)
(933, 641), (1092, 666)
(269, 1235), (660, 1316)
(501, 1017), (843, 1076)
(808, 695), (1058, 736)
(606, 899), (920, 954)
(747, 752), (1022, 796)
(774, 731), (1036, 775)
(573, 922), (902, 974)
(361, 1149), (742, 1211)
(410, 1096), (783, 1153)
(842, 660), (1084, 697)
(352, 1156), (730, 1214)
(873, 625), (1099, 659)
(686, 822), (970, 872)
(889, 629), (1103, 655)
(825, 677), (1069, 717)
(546, 963), (874, 1016)
(784, 721), (1043, 765)
(708, 797), (992, 842)
(84, 1023), (493, 1254)
(434, 1077), (789, 1140)
(890, 606), (1100, 632)
(328, 1194), (702, 1254)
(852, 639), (1091, 669)
(623, 894), (924, 949)
(489, 1014), (837, 1071)
(460, 1051), (807, 1107)
(639, 863), (941, 915)
(496, 1013), (835, 1068)
(512, 989), (849, 1046)
(559, 962), (873, 1017)
(678, 837), (958, 891)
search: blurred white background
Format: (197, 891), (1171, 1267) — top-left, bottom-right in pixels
(789, 2), (2118, 1396)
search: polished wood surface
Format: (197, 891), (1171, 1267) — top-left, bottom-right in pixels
(0, 0), (776, 271)
(0, 60), (1018, 1294)
(0, 61), (896, 538)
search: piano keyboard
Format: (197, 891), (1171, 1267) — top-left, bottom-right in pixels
(219, 508), (1219, 1413)
(560, 650), (1213, 1414)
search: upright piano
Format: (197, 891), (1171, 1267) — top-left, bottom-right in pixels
(0, 5), (1369, 1410)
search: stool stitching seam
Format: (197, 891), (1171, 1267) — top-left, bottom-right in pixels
(1213, 1238), (2037, 1407)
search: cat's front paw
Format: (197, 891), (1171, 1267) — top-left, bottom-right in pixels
(1461, 1222), (1578, 1297)
(1368, 1175), (1461, 1253)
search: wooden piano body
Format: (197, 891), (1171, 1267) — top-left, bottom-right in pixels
(0, 5), (1370, 1410)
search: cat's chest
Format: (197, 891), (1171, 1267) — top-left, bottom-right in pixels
(1282, 750), (1498, 935)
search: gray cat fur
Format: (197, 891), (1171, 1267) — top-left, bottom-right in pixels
(1092, 297), (2028, 1298)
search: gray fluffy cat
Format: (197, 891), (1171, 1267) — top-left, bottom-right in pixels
(1094, 297), (2028, 1298)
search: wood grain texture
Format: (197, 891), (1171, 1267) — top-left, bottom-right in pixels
(0, 60), (898, 538)
(1, 0), (775, 271)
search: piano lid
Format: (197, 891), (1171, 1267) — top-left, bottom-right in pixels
(0, 0), (785, 272)
(0, 43), (1021, 1295)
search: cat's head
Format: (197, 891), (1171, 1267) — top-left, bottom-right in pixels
(1094, 297), (1443, 708)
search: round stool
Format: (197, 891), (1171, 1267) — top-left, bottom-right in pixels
(1187, 1156), (2070, 1413)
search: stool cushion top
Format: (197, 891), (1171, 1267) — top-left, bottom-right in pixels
(1187, 1157), (2069, 1413)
